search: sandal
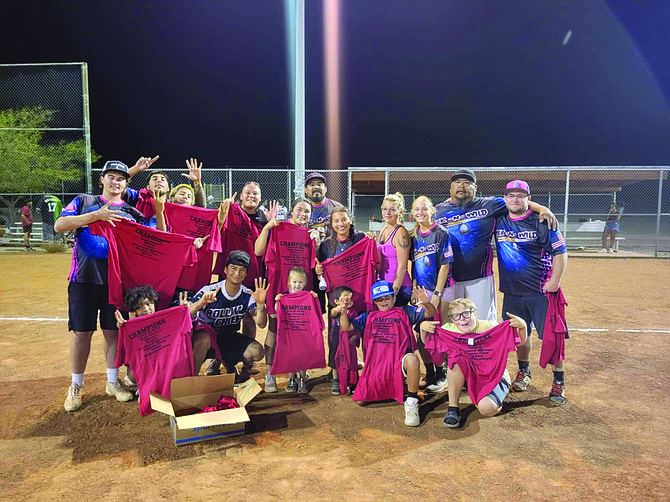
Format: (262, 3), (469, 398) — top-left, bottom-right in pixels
(443, 408), (461, 428)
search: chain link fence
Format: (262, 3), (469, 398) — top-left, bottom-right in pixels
(0, 63), (93, 240)
(350, 166), (670, 258)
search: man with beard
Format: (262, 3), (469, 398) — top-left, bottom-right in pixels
(434, 169), (557, 322)
(304, 172), (344, 247)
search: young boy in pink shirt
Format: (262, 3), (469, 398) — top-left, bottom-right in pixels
(334, 281), (435, 427)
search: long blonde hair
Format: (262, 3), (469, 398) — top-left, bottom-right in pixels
(381, 192), (405, 223)
(411, 195), (436, 232)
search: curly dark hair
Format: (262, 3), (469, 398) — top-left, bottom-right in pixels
(123, 285), (159, 311)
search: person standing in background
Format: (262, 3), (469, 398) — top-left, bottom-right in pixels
(38, 194), (65, 244)
(600, 203), (621, 253)
(21, 200), (35, 251)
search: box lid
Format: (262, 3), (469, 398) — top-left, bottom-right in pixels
(150, 391), (176, 417)
(175, 406), (250, 430)
(234, 377), (262, 407)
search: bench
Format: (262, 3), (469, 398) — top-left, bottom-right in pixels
(564, 220), (625, 251)
(0, 222), (44, 244)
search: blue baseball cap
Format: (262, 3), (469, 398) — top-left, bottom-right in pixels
(371, 281), (394, 300)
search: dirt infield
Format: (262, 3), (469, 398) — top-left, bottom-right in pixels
(1, 253), (669, 501)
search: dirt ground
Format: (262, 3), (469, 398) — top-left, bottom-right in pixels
(1, 252), (669, 501)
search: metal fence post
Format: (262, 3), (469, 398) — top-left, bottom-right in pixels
(81, 63), (93, 193)
(227, 169), (233, 199)
(655, 168), (664, 258)
(563, 170), (570, 236)
(347, 169), (352, 211)
(384, 169), (389, 196)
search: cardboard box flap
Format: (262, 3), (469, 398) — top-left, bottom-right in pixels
(171, 373), (235, 399)
(175, 407), (250, 430)
(234, 378), (262, 407)
(150, 391), (176, 417)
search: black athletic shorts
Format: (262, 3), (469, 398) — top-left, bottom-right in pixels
(502, 293), (569, 340)
(22, 224), (32, 234)
(202, 331), (257, 367)
(68, 282), (117, 332)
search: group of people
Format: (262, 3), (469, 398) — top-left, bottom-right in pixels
(56, 159), (569, 430)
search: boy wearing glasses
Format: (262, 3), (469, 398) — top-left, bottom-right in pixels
(421, 298), (528, 428)
(495, 180), (568, 405)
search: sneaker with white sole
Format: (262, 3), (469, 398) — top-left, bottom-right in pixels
(106, 381), (134, 402)
(297, 377), (308, 394)
(331, 379), (340, 395)
(404, 398), (420, 427)
(205, 359), (221, 376)
(286, 377), (297, 392)
(598, 248), (607, 253)
(511, 370), (531, 392)
(549, 382), (567, 405)
(265, 373), (278, 393)
(426, 376), (449, 393)
(124, 374), (137, 388)
(64, 382), (82, 412)
(608, 248), (614, 254)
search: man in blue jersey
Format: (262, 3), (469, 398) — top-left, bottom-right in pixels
(434, 169), (557, 322)
(495, 180), (568, 405)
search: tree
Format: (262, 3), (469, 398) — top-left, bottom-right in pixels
(0, 106), (100, 193)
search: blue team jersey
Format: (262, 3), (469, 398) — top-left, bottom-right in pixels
(434, 197), (507, 283)
(410, 224), (454, 291)
(495, 211), (567, 295)
(308, 198), (343, 242)
(61, 194), (148, 284)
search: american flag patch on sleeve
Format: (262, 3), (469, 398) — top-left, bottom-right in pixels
(552, 232), (566, 249)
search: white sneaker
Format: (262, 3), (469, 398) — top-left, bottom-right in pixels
(599, 248), (607, 253)
(426, 376), (448, 393)
(64, 382), (82, 412)
(105, 381), (134, 402)
(124, 374), (137, 388)
(404, 398), (420, 427)
(608, 248), (614, 253)
(265, 373), (277, 393)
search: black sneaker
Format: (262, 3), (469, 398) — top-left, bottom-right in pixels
(443, 408), (461, 428)
(331, 380), (340, 395)
(511, 370), (531, 392)
(286, 377), (297, 393)
(205, 359), (221, 376)
(549, 382), (566, 405)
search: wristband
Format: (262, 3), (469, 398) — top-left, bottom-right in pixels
(433, 290), (440, 297)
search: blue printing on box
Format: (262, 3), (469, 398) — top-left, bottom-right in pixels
(170, 416), (245, 444)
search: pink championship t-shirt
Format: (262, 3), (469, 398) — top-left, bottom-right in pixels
(271, 291), (326, 374)
(540, 288), (568, 368)
(425, 321), (518, 405)
(265, 222), (316, 315)
(334, 308), (360, 394)
(352, 307), (417, 404)
(115, 305), (194, 417)
(214, 203), (264, 289)
(164, 202), (222, 291)
(90, 219), (197, 310)
(322, 237), (379, 313)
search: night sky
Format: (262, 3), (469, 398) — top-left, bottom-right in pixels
(2, 0), (669, 170)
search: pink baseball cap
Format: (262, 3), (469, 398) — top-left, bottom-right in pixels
(504, 180), (530, 195)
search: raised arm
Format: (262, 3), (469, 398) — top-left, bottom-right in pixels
(188, 287), (220, 317)
(153, 190), (167, 232)
(254, 218), (278, 256)
(183, 158), (205, 208)
(249, 278), (268, 329)
(127, 156), (160, 179)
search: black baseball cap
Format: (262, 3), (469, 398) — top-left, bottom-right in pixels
(101, 161), (130, 179)
(304, 172), (326, 185)
(450, 168), (476, 184)
(226, 250), (251, 268)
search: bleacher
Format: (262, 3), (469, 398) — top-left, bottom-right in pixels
(0, 222), (44, 245)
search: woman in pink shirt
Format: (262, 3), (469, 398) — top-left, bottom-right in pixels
(376, 193), (412, 306)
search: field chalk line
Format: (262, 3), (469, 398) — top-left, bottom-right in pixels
(0, 318), (669, 334)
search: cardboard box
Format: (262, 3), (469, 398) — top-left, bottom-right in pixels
(150, 373), (261, 446)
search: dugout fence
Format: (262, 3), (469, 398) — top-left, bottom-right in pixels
(2, 165), (669, 257)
